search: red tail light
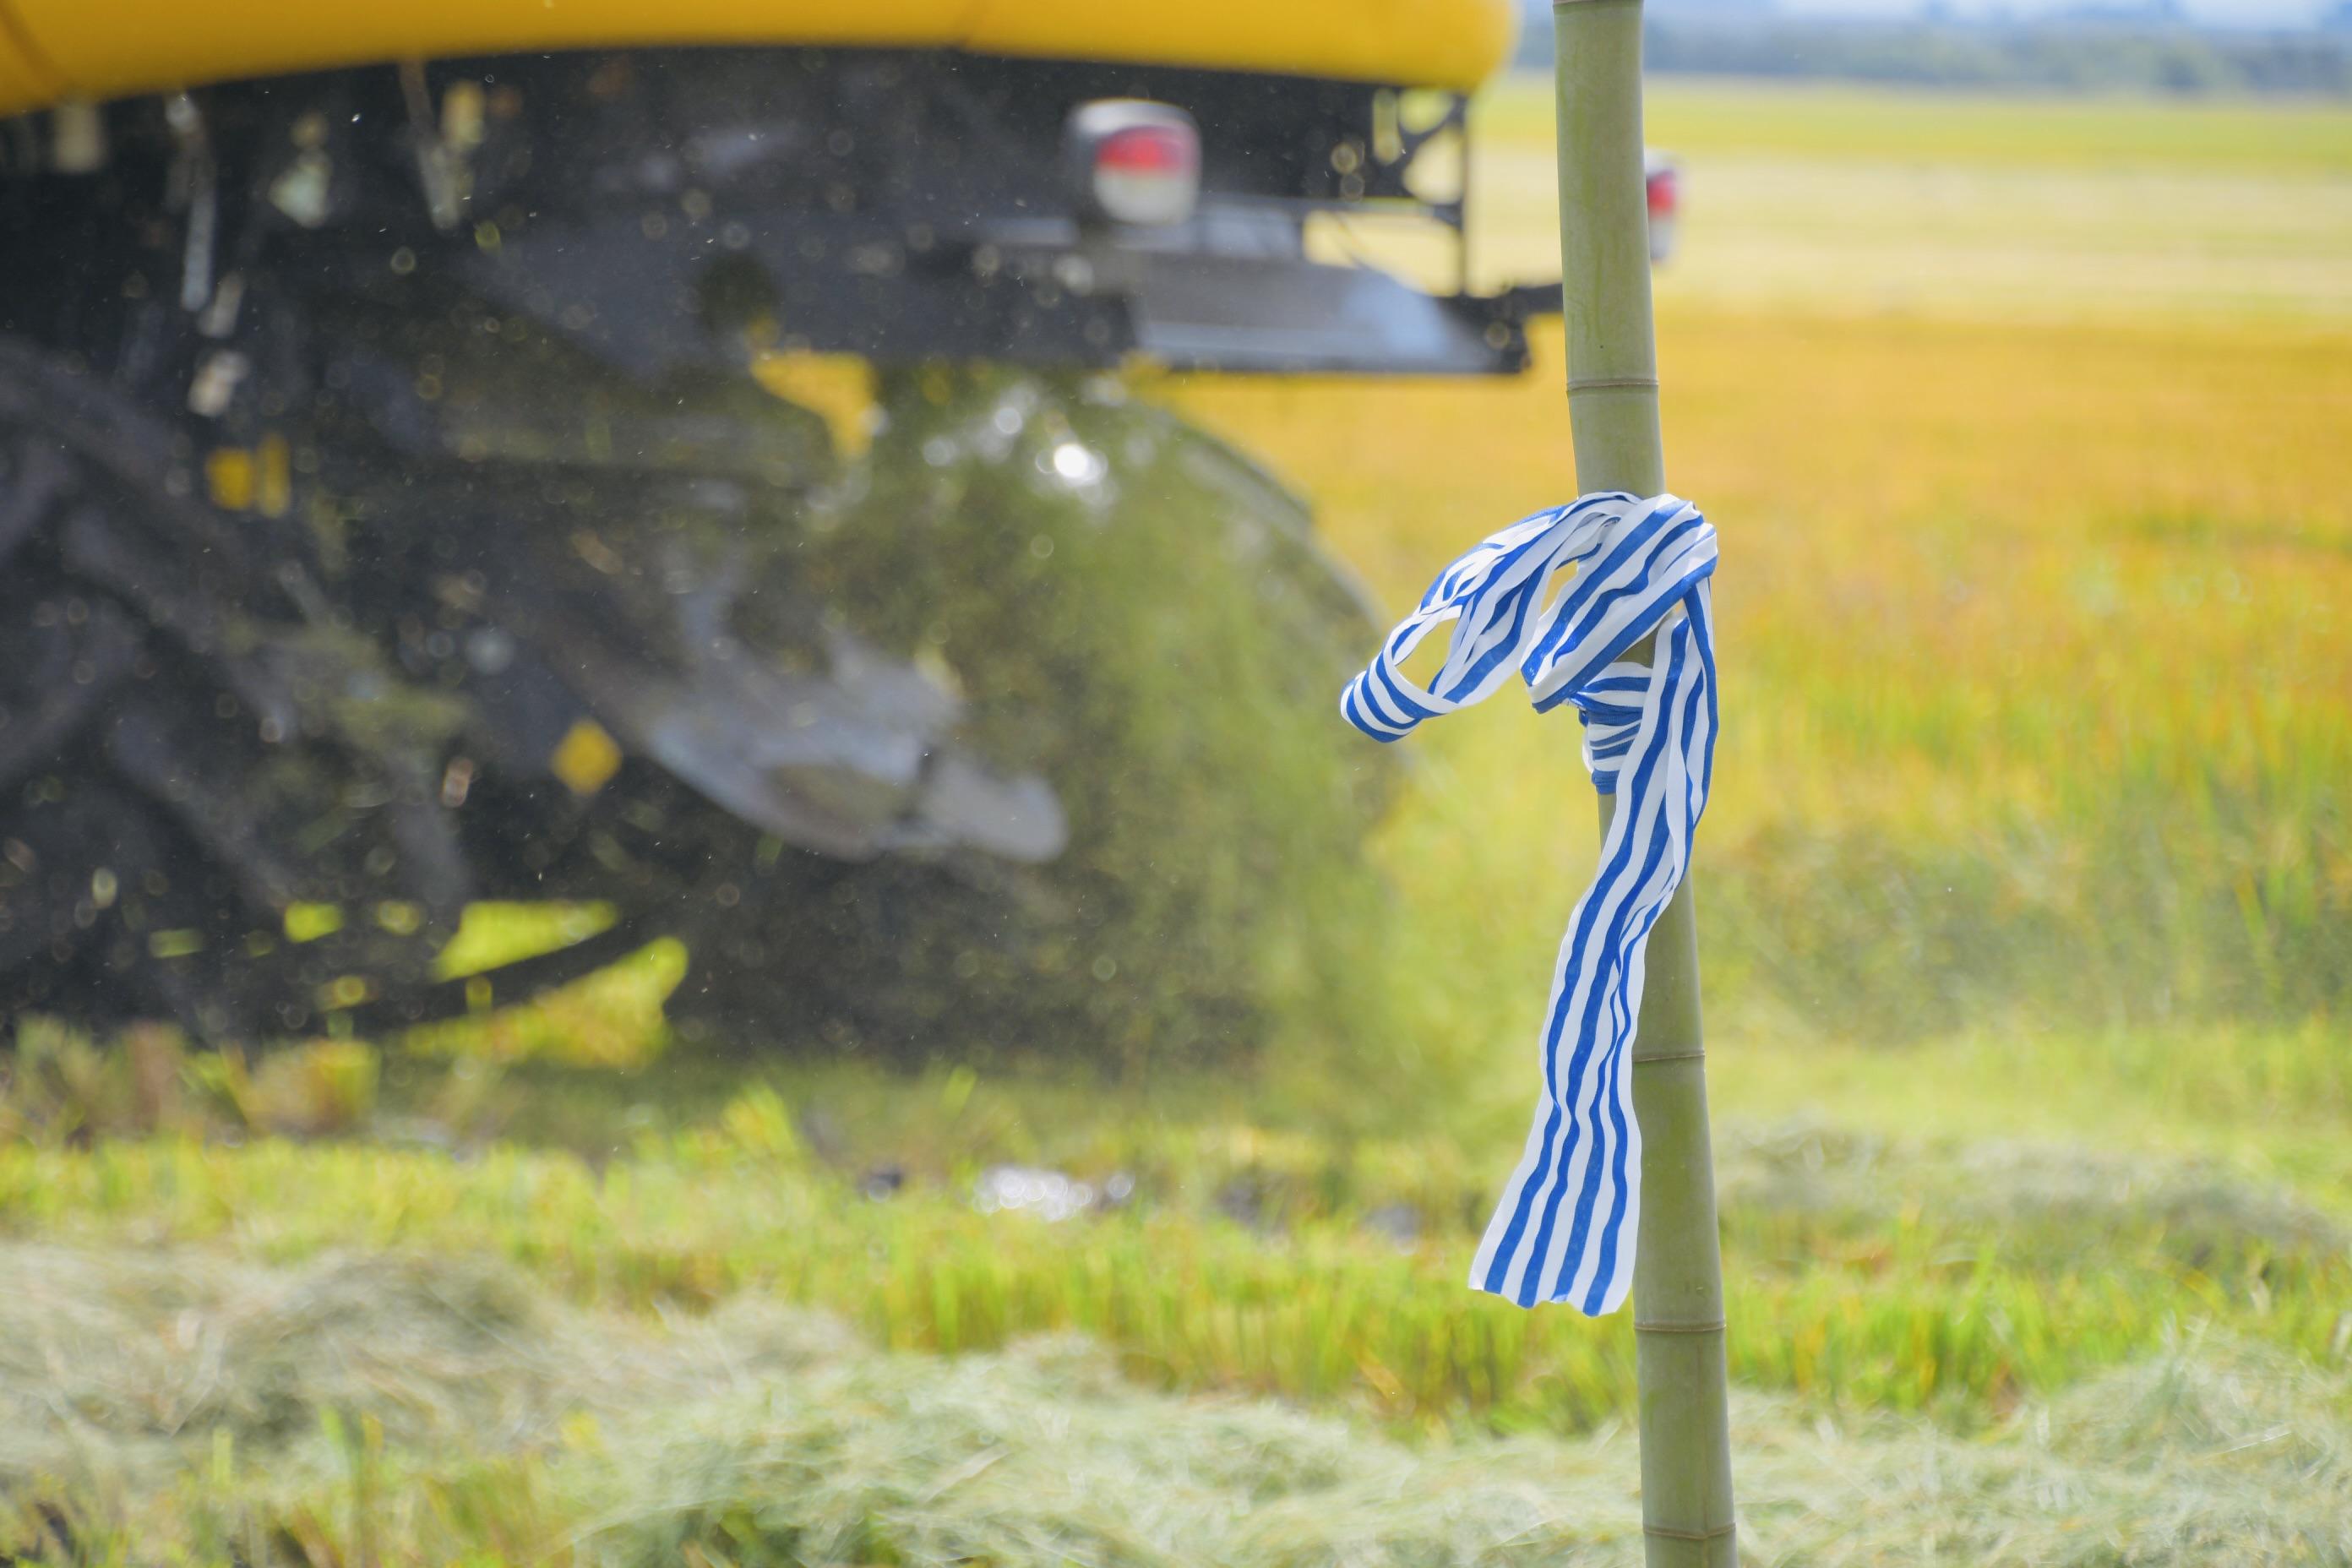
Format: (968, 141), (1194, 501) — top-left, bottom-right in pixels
(1098, 124), (1195, 177)
(1646, 166), (1678, 220)
(1644, 156), (1680, 266)
(1067, 101), (1200, 228)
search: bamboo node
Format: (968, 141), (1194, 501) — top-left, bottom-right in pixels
(1633, 1048), (1706, 1065)
(1633, 1318), (1727, 1335)
(1566, 376), (1660, 394)
(1644, 1522), (1738, 1542)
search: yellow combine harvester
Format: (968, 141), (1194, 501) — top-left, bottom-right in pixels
(0, 0), (1528, 372)
(0, 2), (1538, 1048)
(0, 1), (1516, 116)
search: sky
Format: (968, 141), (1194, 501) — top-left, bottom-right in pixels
(1775, 0), (2322, 24)
(1631, 0), (2334, 26)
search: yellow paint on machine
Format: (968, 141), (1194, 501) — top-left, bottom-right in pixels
(0, 0), (1516, 119)
(0, 7), (53, 111)
(753, 351), (878, 458)
(549, 717), (623, 798)
(204, 447), (254, 512)
(256, 433), (291, 518)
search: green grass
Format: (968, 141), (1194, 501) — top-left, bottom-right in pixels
(10, 1245), (2348, 1567)
(3, 1005), (2347, 1561)
(4, 1063), (2345, 1438)
(1708, 1021), (2352, 1209)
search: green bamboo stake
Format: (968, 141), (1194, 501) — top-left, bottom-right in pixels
(1548, 3), (1738, 1562)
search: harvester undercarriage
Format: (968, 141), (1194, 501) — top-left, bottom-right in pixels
(0, 47), (1491, 1055)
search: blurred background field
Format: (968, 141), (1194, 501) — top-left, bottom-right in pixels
(1475, 74), (2352, 319)
(1190, 71), (2352, 1069)
(7, 75), (2352, 1567)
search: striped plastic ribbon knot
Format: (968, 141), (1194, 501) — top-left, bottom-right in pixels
(1340, 493), (1718, 1315)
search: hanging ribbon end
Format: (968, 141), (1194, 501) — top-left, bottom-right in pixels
(1348, 491), (1718, 1327)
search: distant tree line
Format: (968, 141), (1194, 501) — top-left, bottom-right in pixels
(1515, 15), (2352, 96)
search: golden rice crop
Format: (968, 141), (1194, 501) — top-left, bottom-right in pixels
(1199, 81), (2352, 1064)
(1167, 295), (2352, 1054)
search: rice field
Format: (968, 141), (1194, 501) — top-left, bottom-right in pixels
(1183, 75), (2352, 1071)
(1454, 74), (2352, 321)
(8, 77), (2352, 1566)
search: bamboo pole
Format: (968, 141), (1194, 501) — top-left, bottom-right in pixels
(1548, 3), (1738, 1563)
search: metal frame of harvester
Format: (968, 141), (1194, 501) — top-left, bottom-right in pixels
(0, 44), (1544, 1035)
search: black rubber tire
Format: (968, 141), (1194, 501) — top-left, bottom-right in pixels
(0, 342), (457, 1040)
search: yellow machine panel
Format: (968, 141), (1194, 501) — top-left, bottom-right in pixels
(0, 16), (46, 112)
(0, 0), (1517, 119)
(964, 0), (1516, 94)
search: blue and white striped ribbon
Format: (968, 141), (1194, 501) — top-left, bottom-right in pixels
(1341, 493), (1718, 1315)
